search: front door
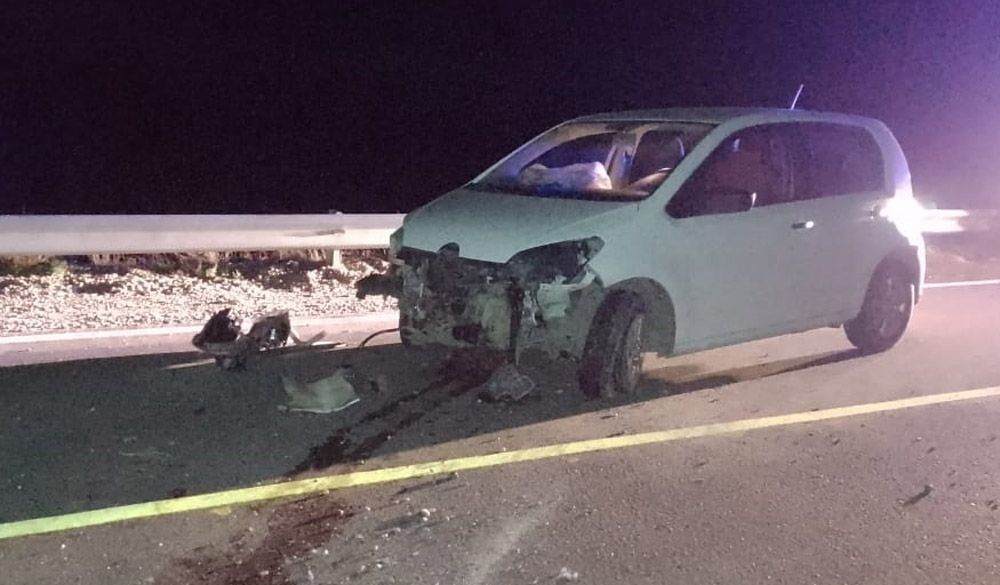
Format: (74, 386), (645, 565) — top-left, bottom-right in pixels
(663, 124), (840, 348)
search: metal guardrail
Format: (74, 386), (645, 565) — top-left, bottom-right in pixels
(0, 209), (992, 257)
(0, 214), (405, 256)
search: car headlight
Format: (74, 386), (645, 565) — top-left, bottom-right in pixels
(506, 237), (604, 283)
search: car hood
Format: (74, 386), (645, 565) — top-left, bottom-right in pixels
(401, 187), (636, 262)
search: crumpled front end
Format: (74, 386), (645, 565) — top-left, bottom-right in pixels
(398, 247), (517, 351)
(357, 238), (606, 359)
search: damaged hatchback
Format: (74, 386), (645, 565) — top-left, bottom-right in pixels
(359, 108), (926, 398)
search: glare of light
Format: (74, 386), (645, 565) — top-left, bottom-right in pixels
(910, 196), (970, 234)
(881, 191), (927, 228)
(919, 209), (970, 234)
(882, 191), (968, 234)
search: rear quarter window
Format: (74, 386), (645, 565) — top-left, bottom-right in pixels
(798, 123), (886, 200)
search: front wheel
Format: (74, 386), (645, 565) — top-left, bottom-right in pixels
(844, 262), (914, 354)
(578, 293), (645, 398)
(398, 311), (415, 347)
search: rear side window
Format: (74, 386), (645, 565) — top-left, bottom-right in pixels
(798, 123), (885, 199)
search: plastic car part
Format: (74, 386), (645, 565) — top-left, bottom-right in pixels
(281, 369), (360, 414)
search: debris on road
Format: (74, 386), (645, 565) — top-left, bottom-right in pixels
(192, 308), (327, 370)
(901, 484), (934, 507)
(394, 472), (460, 496)
(377, 508), (437, 535)
(244, 310), (292, 349)
(356, 270), (402, 299)
(369, 374), (390, 394)
(381, 526), (403, 539)
(118, 447), (172, 462)
(359, 327), (401, 348)
(192, 308), (255, 370)
(477, 362), (535, 402)
(556, 567), (580, 581)
(167, 487), (188, 499)
(192, 308), (240, 346)
(281, 369), (360, 414)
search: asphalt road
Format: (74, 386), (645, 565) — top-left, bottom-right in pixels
(3, 284), (1000, 584)
(0, 313), (399, 368)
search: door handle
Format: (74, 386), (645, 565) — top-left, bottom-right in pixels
(791, 220), (815, 230)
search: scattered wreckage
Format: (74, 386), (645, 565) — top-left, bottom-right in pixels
(189, 307), (532, 413)
(191, 309), (303, 370)
(192, 309), (364, 413)
(280, 368), (360, 414)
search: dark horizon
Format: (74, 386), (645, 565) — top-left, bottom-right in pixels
(2, 1), (999, 214)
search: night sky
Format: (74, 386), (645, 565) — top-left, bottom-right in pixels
(2, 1), (1000, 215)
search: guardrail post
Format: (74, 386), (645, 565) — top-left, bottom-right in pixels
(326, 249), (345, 270)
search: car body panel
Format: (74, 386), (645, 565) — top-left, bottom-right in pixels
(400, 188), (638, 263)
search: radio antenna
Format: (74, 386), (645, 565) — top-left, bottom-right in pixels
(789, 84), (805, 110)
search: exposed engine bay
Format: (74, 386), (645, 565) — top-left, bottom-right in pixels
(357, 238), (606, 360)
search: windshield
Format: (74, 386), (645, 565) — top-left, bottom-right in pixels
(472, 120), (716, 201)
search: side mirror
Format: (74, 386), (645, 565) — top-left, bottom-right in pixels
(702, 188), (756, 214)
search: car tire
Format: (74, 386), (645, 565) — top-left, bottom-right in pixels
(398, 311), (414, 347)
(844, 261), (914, 354)
(578, 293), (646, 398)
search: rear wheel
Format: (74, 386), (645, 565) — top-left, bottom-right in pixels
(579, 293), (645, 398)
(844, 261), (914, 354)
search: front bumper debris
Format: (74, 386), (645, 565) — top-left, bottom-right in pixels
(356, 244), (604, 359)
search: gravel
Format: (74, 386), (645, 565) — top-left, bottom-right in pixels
(0, 258), (397, 336)
(0, 238), (991, 337)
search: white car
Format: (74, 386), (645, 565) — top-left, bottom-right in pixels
(368, 108), (925, 398)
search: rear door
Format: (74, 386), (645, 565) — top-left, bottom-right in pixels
(793, 123), (891, 319)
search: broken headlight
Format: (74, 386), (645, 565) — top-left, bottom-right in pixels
(389, 227), (404, 256)
(505, 237), (604, 283)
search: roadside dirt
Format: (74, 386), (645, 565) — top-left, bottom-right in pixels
(925, 233), (1000, 282)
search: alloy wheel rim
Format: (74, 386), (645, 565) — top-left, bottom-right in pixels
(621, 316), (644, 390)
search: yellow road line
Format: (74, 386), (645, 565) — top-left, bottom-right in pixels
(4, 384), (1000, 541)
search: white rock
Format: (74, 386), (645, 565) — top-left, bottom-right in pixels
(557, 567), (579, 581)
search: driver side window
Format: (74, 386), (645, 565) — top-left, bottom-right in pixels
(667, 125), (792, 218)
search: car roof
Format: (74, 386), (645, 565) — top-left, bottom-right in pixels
(572, 107), (884, 127)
